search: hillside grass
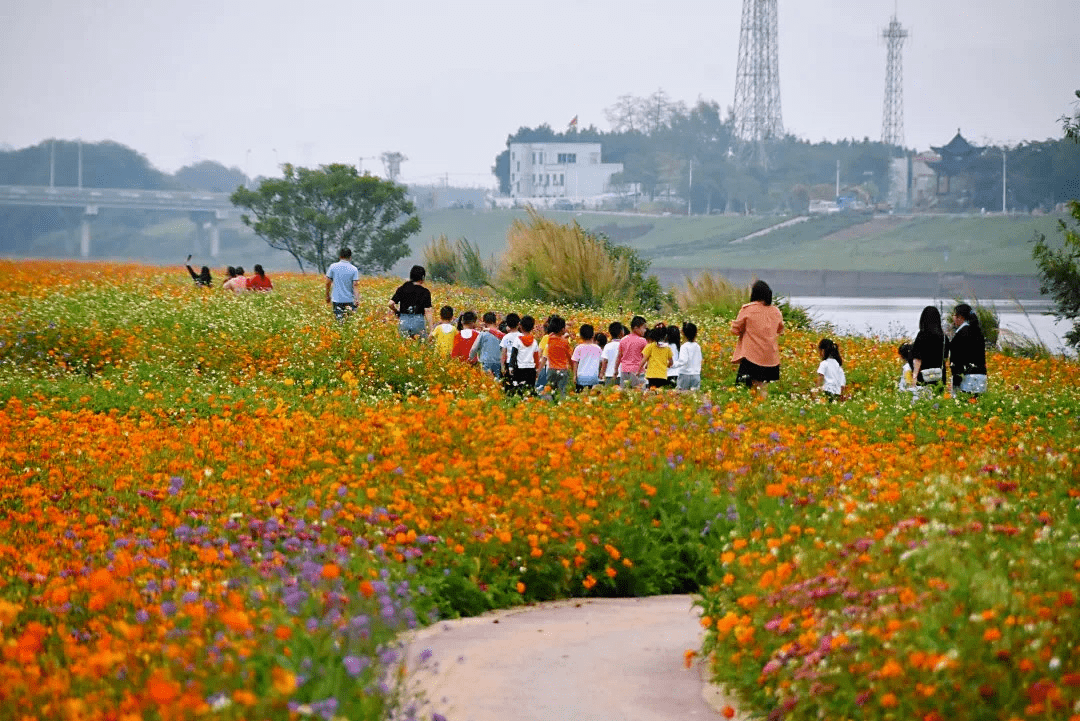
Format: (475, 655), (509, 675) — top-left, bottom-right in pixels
(408, 209), (1066, 276)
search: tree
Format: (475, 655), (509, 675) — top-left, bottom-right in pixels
(174, 161), (248, 192)
(1031, 94), (1080, 349)
(1032, 200), (1080, 348)
(1063, 90), (1080, 141)
(231, 163), (420, 274)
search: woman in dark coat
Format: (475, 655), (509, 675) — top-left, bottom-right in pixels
(185, 254), (212, 287)
(911, 305), (949, 386)
(949, 303), (988, 395)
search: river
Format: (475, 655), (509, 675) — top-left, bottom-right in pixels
(789, 297), (1074, 355)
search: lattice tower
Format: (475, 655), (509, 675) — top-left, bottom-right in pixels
(881, 14), (908, 147)
(732, 0), (783, 167)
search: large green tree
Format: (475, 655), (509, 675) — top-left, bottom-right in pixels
(231, 163), (420, 274)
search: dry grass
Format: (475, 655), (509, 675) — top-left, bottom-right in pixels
(674, 271), (747, 317)
(494, 208), (632, 307)
(423, 234), (492, 288)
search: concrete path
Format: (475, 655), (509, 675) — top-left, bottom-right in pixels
(406, 595), (745, 721)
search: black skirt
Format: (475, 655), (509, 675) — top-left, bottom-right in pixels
(736, 358), (780, 386)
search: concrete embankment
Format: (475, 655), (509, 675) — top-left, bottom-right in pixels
(653, 267), (1043, 300)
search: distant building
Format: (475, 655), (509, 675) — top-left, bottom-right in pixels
(927, 131), (983, 209)
(889, 153), (938, 211)
(507, 142), (623, 200)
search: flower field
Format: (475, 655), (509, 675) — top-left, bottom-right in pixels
(1, 259), (1078, 721)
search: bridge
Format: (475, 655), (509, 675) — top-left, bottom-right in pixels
(0, 185), (242, 257)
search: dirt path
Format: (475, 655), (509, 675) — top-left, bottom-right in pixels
(405, 595), (746, 721)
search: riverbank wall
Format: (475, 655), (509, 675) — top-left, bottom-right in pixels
(652, 268), (1044, 300)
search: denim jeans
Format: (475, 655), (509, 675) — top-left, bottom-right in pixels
(398, 313), (425, 338)
(548, 369), (569, 399)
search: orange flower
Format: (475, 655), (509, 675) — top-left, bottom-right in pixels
(320, 563), (340, 579)
(272, 666), (297, 695)
(145, 671), (180, 705)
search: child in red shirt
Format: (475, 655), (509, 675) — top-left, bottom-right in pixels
(451, 311), (481, 362)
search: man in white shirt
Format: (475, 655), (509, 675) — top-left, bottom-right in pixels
(325, 248), (360, 321)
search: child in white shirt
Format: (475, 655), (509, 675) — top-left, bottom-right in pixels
(813, 338), (846, 398)
(676, 322), (703, 391)
(600, 322), (624, 387)
(897, 342), (920, 395)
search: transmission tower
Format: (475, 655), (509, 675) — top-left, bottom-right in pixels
(732, 0), (783, 168)
(380, 151), (407, 183)
(881, 12), (908, 147)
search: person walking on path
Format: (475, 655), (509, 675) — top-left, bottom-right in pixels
(731, 280), (784, 399)
(389, 264), (433, 338)
(949, 303), (987, 396)
(325, 248), (360, 322)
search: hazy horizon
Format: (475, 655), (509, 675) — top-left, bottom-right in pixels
(2, 0), (1078, 187)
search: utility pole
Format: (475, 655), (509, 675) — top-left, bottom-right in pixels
(732, 0), (783, 169)
(1002, 147), (1007, 214)
(687, 159), (693, 216)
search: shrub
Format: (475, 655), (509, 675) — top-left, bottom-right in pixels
(674, 271), (746, 318)
(494, 208), (633, 307)
(422, 234), (457, 284)
(422, 235), (492, 288)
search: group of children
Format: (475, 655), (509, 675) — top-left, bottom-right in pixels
(426, 307), (704, 399)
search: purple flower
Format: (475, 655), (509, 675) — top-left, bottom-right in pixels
(343, 655), (369, 676)
(182, 591), (199, 604)
(160, 601), (177, 617)
(168, 477), (184, 496)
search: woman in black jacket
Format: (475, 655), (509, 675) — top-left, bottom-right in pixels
(911, 305), (949, 386)
(949, 303), (988, 395)
(185, 255), (212, 287)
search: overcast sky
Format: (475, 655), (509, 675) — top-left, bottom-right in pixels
(2, 0), (1077, 187)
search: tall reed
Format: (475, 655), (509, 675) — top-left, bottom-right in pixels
(494, 209), (632, 307)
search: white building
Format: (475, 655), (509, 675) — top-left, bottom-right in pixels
(508, 142), (623, 200)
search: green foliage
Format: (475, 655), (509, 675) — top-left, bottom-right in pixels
(1031, 200), (1080, 348)
(231, 163), (421, 274)
(174, 160), (248, 192)
(1061, 89), (1080, 142)
(774, 297), (815, 331)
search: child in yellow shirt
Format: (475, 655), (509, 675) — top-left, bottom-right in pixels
(640, 326), (673, 389)
(430, 305), (456, 357)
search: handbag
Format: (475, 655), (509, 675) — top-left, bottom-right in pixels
(920, 367), (943, 383)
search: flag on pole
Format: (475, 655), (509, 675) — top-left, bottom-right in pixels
(568, 115), (578, 130)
